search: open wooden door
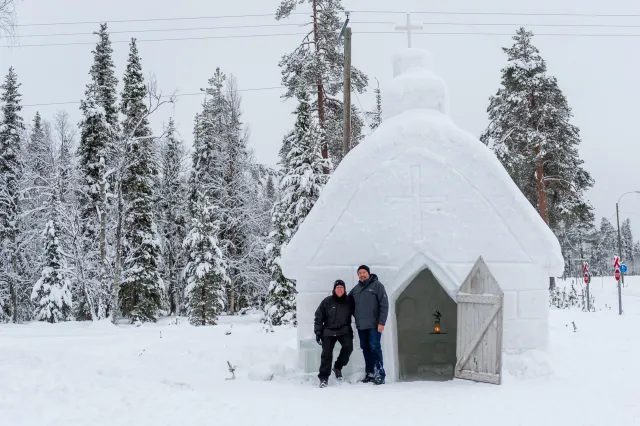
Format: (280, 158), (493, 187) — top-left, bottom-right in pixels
(455, 256), (504, 385)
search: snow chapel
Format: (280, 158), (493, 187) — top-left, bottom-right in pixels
(279, 48), (565, 384)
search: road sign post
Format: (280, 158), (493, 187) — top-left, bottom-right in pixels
(583, 263), (590, 312)
(613, 256), (622, 315)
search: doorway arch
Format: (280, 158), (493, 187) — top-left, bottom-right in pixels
(395, 268), (457, 381)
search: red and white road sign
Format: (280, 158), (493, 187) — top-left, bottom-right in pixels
(583, 273), (589, 284)
(615, 269), (621, 280)
(583, 263), (589, 273)
(613, 256), (621, 268)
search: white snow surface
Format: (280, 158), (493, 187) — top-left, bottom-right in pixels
(1, 280), (640, 425)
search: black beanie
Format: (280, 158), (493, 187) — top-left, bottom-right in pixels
(357, 265), (370, 274)
(334, 279), (346, 290)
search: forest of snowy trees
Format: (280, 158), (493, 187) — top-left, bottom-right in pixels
(1, 2), (637, 327)
(0, 24), (282, 325)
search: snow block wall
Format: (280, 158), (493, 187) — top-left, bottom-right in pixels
(280, 48), (565, 382)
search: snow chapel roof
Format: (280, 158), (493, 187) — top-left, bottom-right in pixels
(280, 48), (565, 282)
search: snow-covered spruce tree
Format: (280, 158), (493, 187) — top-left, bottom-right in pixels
(116, 38), (163, 323)
(26, 112), (52, 185)
(275, 0), (368, 170)
(76, 23), (119, 320)
(31, 188), (73, 323)
(183, 69), (230, 324)
(158, 117), (188, 315)
(263, 88), (328, 326)
(325, 101), (365, 166)
(591, 218), (617, 276)
(480, 27), (595, 278)
(183, 193), (229, 326)
(621, 218), (634, 267)
(0, 66), (25, 323)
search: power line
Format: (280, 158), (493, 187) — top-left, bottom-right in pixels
(14, 9), (640, 29)
(351, 9), (640, 18)
(14, 12), (309, 28)
(1, 32), (309, 48)
(360, 30), (640, 37)
(16, 20), (640, 39)
(6, 29), (640, 48)
(16, 22), (310, 38)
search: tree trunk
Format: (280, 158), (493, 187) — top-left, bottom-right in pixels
(312, 0), (329, 174)
(10, 249), (17, 323)
(201, 279), (206, 326)
(535, 145), (549, 224)
(112, 182), (123, 324)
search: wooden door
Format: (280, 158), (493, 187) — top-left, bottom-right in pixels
(455, 256), (504, 385)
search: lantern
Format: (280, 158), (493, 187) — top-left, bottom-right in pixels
(433, 310), (442, 334)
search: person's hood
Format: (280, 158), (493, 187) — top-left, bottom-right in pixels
(332, 280), (347, 298)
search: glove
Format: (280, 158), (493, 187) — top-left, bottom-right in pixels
(316, 334), (322, 345)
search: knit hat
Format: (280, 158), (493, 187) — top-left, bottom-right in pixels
(357, 265), (370, 274)
(333, 279), (346, 290)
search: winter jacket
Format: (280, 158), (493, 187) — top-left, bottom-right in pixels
(314, 290), (354, 337)
(348, 274), (389, 330)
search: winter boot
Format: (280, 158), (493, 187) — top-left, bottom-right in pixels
(373, 376), (385, 385)
(319, 378), (328, 388)
(360, 374), (374, 384)
(333, 367), (344, 381)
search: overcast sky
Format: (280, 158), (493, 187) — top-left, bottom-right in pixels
(3, 0), (640, 252)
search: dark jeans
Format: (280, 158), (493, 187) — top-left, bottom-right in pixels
(358, 328), (385, 379)
(319, 333), (354, 380)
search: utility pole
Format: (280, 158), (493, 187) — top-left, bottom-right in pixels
(341, 13), (352, 156)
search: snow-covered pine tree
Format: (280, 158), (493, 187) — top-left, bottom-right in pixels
(621, 218), (634, 267)
(591, 218), (618, 276)
(0, 66), (25, 323)
(76, 23), (119, 320)
(183, 193), (229, 326)
(116, 38), (163, 323)
(480, 27), (595, 276)
(325, 101), (365, 166)
(158, 117), (188, 315)
(367, 79), (383, 132)
(275, 0), (368, 170)
(54, 111), (75, 204)
(183, 68), (230, 324)
(31, 187), (73, 323)
(26, 112), (53, 185)
(263, 88), (328, 326)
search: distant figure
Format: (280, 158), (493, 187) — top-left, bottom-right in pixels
(314, 279), (354, 388)
(349, 265), (389, 385)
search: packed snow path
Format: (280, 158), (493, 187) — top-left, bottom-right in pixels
(1, 280), (639, 425)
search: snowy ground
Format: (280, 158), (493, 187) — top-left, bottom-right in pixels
(2, 278), (640, 425)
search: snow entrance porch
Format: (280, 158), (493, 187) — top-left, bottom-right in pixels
(279, 47), (565, 383)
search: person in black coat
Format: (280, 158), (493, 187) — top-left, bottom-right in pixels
(314, 279), (354, 387)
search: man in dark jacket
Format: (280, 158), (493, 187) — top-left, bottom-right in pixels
(314, 279), (354, 388)
(348, 265), (389, 385)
